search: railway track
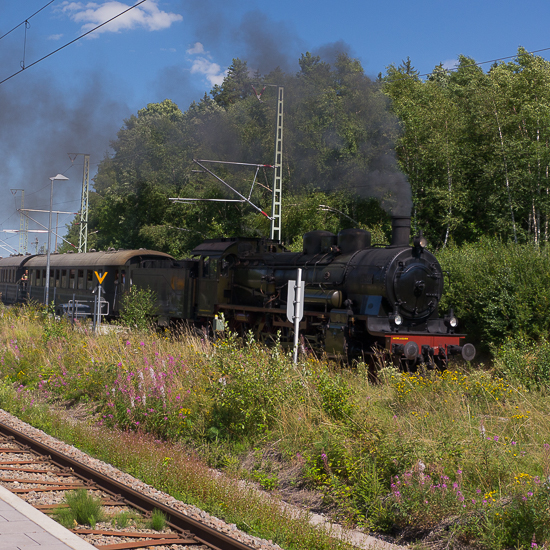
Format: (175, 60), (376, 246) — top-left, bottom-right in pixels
(0, 420), (256, 550)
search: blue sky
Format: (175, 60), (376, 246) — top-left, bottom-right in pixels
(0, 0), (549, 252)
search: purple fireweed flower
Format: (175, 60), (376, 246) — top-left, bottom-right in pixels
(453, 483), (459, 489)
(494, 436), (499, 442)
(527, 491), (533, 497)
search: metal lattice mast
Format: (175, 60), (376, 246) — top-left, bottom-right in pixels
(78, 154), (90, 253)
(19, 190), (27, 254)
(270, 87), (284, 241)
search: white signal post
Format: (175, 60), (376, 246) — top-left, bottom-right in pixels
(94, 271), (107, 331)
(287, 268), (304, 364)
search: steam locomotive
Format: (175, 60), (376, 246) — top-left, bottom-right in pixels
(0, 216), (475, 366)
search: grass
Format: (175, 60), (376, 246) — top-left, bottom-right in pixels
(149, 509), (167, 531)
(55, 489), (104, 528)
(0, 302), (550, 549)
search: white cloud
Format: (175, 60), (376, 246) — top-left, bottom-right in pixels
(190, 57), (226, 87)
(48, 34), (64, 40)
(186, 42), (205, 55)
(59, 1), (183, 35)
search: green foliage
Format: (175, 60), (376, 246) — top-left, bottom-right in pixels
(74, 52), (399, 255)
(317, 372), (354, 421)
(384, 48), (550, 247)
(208, 333), (295, 438)
(493, 336), (550, 390)
(437, 239), (550, 350)
(119, 286), (159, 330)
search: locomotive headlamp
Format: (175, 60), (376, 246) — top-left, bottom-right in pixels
(390, 307), (403, 326)
(444, 308), (458, 329)
(413, 231), (428, 250)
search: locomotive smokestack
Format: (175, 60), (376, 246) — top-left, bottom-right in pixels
(391, 216), (411, 247)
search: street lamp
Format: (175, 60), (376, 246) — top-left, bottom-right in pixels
(45, 173), (69, 305)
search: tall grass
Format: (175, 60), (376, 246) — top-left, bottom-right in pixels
(0, 302), (550, 548)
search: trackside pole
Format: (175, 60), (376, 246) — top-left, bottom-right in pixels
(293, 268), (303, 364)
(97, 284), (102, 331)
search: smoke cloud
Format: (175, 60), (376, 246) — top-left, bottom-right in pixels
(0, 45), (129, 251)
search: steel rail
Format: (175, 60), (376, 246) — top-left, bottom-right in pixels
(0, 421), (255, 550)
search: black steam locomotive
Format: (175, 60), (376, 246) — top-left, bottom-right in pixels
(0, 216), (474, 366)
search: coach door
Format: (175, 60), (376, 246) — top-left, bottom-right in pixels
(196, 255), (219, 317)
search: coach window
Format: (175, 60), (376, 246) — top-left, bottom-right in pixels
(78, 270), (84, 289)
(61, 269), (67, 288)
(55, 270), (61, 288)
(41, 269), (46, 286)
(69, 269), (76, 289)
(87, 270), (93, 290)
(49, 269), (54, 288)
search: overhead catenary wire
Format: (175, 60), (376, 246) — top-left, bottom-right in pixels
(0, 0), (148, 86)
(0, 0), (56, 42)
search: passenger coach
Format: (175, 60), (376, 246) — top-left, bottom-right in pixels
(0, 249), (195, 324)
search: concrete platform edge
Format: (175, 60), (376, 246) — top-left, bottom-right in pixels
(0, 484), (96, 550)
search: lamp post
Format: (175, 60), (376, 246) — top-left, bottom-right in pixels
(45, 174), (69, 306)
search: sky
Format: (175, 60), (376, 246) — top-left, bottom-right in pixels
(1, 0), (550, 254)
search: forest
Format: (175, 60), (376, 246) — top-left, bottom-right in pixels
(63, 46), (550, 255)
